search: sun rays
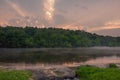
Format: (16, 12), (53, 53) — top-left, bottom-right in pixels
(44, 0), (55, 21)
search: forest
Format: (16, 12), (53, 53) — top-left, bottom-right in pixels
(0, 26), (120, 48)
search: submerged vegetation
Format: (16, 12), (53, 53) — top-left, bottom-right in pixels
(0, 68), (33, 80)
(76, 64), (120, 80)
(0, 26), (120, 48)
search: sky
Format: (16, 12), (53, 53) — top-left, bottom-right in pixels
(0, 0), (120, 36)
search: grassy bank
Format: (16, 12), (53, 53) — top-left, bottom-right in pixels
(76, 64), (120, 80)
(0, 68), (33, 80)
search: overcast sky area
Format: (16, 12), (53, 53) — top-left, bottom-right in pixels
(0, 0), (120, 36)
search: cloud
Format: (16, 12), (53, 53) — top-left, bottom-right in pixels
(5, 0), (26, 17)
(88, 26), (120, 32)
(56, 23), (84, 30)
(88, 20), (120, 32)
(0, 0), (120, 36)
(15, 0), (44, 16)
(53, 14), (66, 25)
(8, 16), (45, 27)
(44, 0), (55, 21)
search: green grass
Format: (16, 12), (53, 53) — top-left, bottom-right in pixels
(76, 65), (120, 80)
(0, 69), (33, 80)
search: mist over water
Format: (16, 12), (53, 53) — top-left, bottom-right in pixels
(0, 47), (120, 67)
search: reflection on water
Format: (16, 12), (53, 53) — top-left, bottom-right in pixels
(1, 56), (120, 70)
(83, 56), (120, 67)
(0, 47), (120, 68)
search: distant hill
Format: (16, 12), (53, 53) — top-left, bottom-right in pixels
(0, 26), (120, 48)
(93, 28), (120, 37)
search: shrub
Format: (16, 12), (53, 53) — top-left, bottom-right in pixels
(76, 65), (120, 80)
(108, 63), (118, 68)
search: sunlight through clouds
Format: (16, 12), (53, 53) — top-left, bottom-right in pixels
(88, 20), (120, 32)
(44, 0), (55, 21)
(5, 0), (26, 17)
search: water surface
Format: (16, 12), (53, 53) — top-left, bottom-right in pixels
(0, 47), (120, 68)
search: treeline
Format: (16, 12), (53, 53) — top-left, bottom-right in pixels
(0, 26), (120, 48)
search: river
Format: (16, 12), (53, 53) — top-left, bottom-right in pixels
(0, 47), (120, 80)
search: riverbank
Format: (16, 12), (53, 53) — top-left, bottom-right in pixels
(0, 63), (78, 80)
(0, 63), (120, 80)
(21, 64), (120, 80)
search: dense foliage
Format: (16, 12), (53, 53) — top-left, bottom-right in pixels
(76, 65), (120, 80)
(0, 69), (33, 80)
(0, 26), (120, 48)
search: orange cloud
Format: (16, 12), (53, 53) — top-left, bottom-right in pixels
(88, 20), (120, 32)
(0, 20), (8, 26)
(88, 26), (120, 32)
(57, 23), (84, 30)
(105, 20), (120, 26)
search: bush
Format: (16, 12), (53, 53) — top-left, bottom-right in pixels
(108, 63), (118, 68)
(76, 66), (101, 78)
(76, 65), (120, 80)
(90, 68), (120, 80)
